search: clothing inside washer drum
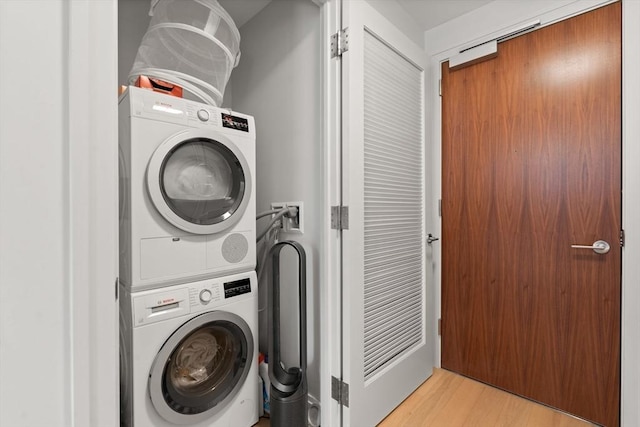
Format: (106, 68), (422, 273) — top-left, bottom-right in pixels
(169, 326), (238, 395)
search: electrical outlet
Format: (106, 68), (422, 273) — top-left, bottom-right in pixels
(270, 201), (304, 234)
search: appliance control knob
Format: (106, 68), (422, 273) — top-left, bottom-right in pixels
(197, 109), (210, 122)
(199, 289), (212, 304)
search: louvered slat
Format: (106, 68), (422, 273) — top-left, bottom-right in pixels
(364, 289), (422, 318)
(363, 30), (424, 381)
(364, 304), (423, 341)
(364, 324), (423, 372)
(366, 257), (422, 271)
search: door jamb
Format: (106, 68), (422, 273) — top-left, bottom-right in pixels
(68, 0), (119, 425)
(322, 0), (344, 426)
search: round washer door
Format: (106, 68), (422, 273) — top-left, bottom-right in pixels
(149, 311), (254, 425)
(147, 129), (252, 235)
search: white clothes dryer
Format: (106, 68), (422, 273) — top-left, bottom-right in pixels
(120, 271), (259, 427)
(119, 86), (256, 291)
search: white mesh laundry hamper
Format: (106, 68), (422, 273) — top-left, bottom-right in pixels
(129, 0), (241, 106)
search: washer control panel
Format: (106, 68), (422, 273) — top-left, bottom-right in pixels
(186, 274), (254, 310)
(196, 109), (210, 122)
(132, 272), (256, 322)
(224, 278), (252, 299)
(199, 288), (213, 303)
(189, 284), (221, 307)
(133, 287), (191, 326)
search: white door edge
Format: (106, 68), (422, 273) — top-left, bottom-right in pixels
(322, 0), (343, 426)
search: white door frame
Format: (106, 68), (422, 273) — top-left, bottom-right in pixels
(68, 0), (119, 425)
(1, 1), (117, 425)
(322, 0), (344, 425)
(427, 0), (640, 425)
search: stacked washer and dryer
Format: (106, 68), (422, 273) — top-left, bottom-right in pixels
(119, 86), (259, 427)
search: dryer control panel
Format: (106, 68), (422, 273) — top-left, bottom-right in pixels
(125, 86), (255, 138)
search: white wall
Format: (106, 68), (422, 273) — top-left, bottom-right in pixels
(0, 1), (118, 426)
(424, 0), (583, 55)
(424, 1), (640, 425)
(0, 2), (70, 424)
(229, 0), (324, 405)
(366, 0), (425, 49)
(118, 0), (149, 85)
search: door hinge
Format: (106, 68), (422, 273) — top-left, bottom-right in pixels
(620, 229), (625, 247)
(439, 79), (442, 97)
(331, 376), (350, 407)
(331, 205), (349, 230)
(115, 277), (120, 300)
(438, 318), (442, 336)
(331, 28), (349, 58)
(438, 199), (442, 217)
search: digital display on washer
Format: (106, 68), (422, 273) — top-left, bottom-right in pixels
(224, 278), (251, 298)
(221, 113), (249, 132)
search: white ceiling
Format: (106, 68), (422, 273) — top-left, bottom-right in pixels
(219, 0), (493, 32)
(395, 0), (493, 31)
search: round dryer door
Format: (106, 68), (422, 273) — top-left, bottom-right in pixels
(148, 311), (254, 425)
(147, 129), (252, 235)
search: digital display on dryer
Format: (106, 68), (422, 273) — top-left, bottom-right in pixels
(224, 278), (251, 298)
(221, 113), (249, 132)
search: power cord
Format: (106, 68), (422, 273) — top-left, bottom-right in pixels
(256, 206), (298, 243)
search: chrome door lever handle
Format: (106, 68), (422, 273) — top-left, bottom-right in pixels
(427, 233), (439, 245)
(571, 240), (610, 254)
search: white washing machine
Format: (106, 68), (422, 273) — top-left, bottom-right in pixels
(119, 86), (256, 291)
(120, 271), (259, 427)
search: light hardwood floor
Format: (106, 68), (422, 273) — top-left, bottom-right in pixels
(379, 369), (591, 427)
(255, 368), (592, 426)
(254, 416), (270, 426)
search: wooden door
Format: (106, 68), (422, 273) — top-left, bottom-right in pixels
(441, 3), (621, 427)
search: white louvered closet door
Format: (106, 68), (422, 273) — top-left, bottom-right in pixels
(340, 1), (431, 426)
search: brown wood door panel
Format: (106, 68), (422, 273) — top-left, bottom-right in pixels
(441, 3), (621, 426)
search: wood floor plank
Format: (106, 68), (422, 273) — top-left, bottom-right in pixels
(378, 369), (592, 427)
(465, 386), (510, 426)
(427, 374), (487, 426)
(496, 390), (537, 426)
(254, 416), (270, 426)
